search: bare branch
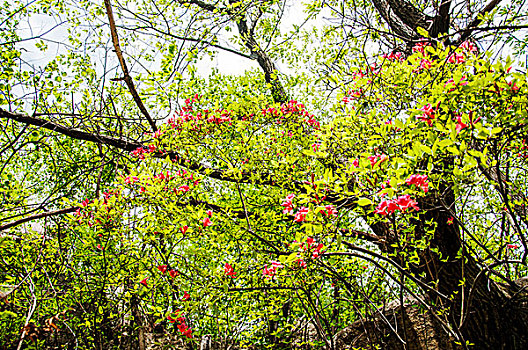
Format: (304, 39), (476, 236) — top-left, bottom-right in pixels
(104, 0), (158, 132)
(0, 207), (79, 232)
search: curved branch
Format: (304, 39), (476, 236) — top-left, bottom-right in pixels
(104, 0), (158, 132)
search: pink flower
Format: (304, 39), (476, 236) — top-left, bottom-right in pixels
(263, 261), (284, 279)
(296, 258), (307, 269)
(352, 158), (359, 168)
(448, 52), (465, 64)
(412, 41), (429, 54)
(396, 195), (420, 211)
(281, 194), (295, 214)
(320, 204), (338, 217)
(420, 59), (432, 70)
(124, 176), (139, 184)
(312, 243), (324, 259)
(455, 115), (468, 133)
(158, 265), (168, 274)
(177, 185), (190, 192)
(405, 174), (429, 193)
(374, 195), (419, 216)
(206, 210), (213, 217)
(140, 278), (148, 287)
(294, 207), (309, 222)
(224, 263), (236, 278)
(417, 103), (435, 126)
(461, 41), (478, 55)
(203, 217), (213, 227)
(368, 155), (378, 167)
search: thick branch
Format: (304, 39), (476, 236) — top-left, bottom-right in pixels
(0, 206), (78, 231)
(370, 0), (432, 43)
(183, 0), (288, 103)
(104, 0), (158, 132)
(0, 109), (142, 151)
(456, 0), (502, 44)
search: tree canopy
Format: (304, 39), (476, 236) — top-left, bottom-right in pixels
(1, 0), (528, 349)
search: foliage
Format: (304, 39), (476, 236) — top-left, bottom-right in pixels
(1, 0), (528, 349)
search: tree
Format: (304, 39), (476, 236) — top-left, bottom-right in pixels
(1, 0), (528, 349)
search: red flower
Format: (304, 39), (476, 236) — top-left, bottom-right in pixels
(396, 195), (419, 211)
(206, 210), (213, 217)
(405, 174), (429, 193)
(224, 263), (236, 278)
(180, 225), (188, 235)
(140, 278), (149, 287)
(169, 269), (179, 278)
(158, 265), (168, 274)
(417, 103), (435, 126)
(294, 207), (309, 222)
(281, 194), (295, 214)
(455, 115), (468, 133)
(202, 217), (213, 227)
(374, 195), (419, 216)
(263, 261), (284, 279)
(507, 244), (520, 249)
(182, 291), (190, 301)
(177, 185), (190, 192)
(447, 216), (454, 225)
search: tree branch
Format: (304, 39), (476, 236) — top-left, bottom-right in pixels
(0, 206), (78, 231)
(104, 0), (158, 132)
(456, 0), (502, 44)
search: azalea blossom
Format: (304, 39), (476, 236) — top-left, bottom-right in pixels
(296, 258), (307, 269)
(455, 115), (468, 133)
(158, 265), (168, 274)
(447, 216), (454, 225)
(180, 225), (188, 235)
(203, 217), (213, 227)
(405, 174), (429, 193)
(182, 291), (190, 301)
(177, 185), (190, 192)
(417, 103), (435, 126)
(374, 195), (420, 216)
(281, 194), (295, 214)
(140, 278), (149, 287)
(224, 263), (236, 278)
(169, 269), (179, 278)
(294, 206), (309, 223)
(263, 261), (284, 279)
(124, 176), (139, 184)
(507, 244), (520, 249)
(320, 204), (338, 217)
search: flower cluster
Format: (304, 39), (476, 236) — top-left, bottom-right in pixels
(131, 145), (156, 159)
(367, 154), (389, 168)
(319, 204), (337, 218)
(263, 261), (283, 279)
(158, 265), (179, 277)
(417, 103), (435, 126)
(281, 194), (295, 214)
(374, 195), (419, 216)
(294, 206), (309, 223)
(382, 51), (403, 61)
(224, 263), (236, 278)
(405, 174), (429, 193)
(168, 311), (192, 338)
